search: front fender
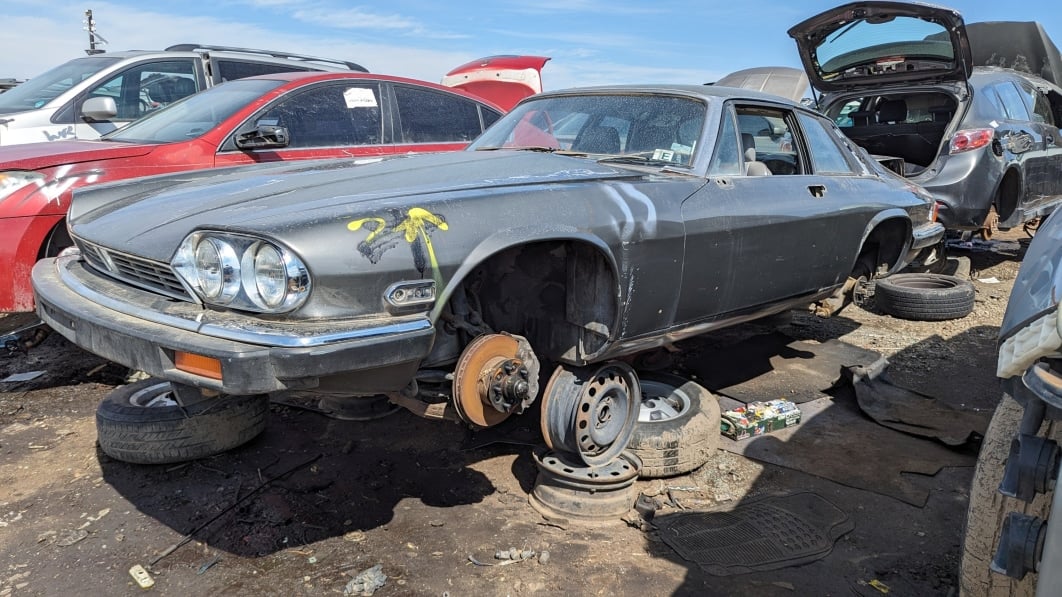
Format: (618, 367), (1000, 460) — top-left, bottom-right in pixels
(433, 223), (620, 320)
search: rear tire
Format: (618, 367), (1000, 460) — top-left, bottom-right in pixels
(875, 273), (975, 321)
(627, 373), (720, 478)
(96, 379), (269, 464)
(960, 394), (1057, 596)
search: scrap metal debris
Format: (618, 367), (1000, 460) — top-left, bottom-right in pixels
(129, 564), (154, 589)
(343, 564), (386, 596)
(467, 548), (540, 567)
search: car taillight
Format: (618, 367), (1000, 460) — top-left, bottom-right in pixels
(949, 128), (994, 154)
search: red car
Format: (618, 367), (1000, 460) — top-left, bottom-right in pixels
(0, 57), (548, 313)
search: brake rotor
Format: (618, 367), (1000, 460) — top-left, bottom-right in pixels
(540, 361), (641, 467)
(979, 206), (999, 240)
(452, 333), (540, 428)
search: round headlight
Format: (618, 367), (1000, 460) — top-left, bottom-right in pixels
(194, 238), (239, 302)
(253, 243), (288, 308)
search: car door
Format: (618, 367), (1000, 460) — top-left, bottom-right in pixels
(72, 59), (200, 140)
(391, 84), (500, 152)
(992, 81), (1050, 201)
(214, 81), (393, 167)
(1017, 78), (1062, 201)
(677, 103), (875, 323)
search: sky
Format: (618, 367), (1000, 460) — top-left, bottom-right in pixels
(2, 0), (1060, 91)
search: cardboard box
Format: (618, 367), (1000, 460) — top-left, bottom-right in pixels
(720, 399), (801, 440)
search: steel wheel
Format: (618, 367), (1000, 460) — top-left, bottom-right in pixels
(540, 361), (640, 467)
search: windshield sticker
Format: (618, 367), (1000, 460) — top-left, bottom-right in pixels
(348, 207), (449, 286)
(343, 87), (378, 109)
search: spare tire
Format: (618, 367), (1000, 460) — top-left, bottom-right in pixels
(96, 379), (269, 464)
(626, 373), (720, 478)
(874, 273), (975, 321)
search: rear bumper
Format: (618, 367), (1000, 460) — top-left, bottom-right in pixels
(33, 255), (435, 395)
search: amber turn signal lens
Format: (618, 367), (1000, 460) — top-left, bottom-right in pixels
(175, 351), (223, 380)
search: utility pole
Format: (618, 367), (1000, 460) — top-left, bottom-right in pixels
(84, 9), (108, 55)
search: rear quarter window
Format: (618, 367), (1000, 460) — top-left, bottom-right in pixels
(797, 112), (858, 175)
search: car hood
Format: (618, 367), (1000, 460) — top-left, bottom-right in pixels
(788, 1), (972, 92)
(70, 151), (645, 261)
(0, 139), (155, 170)
(1000, 215), (1062, 342)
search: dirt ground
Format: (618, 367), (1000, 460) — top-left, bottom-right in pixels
(0, 232), (1028, 597)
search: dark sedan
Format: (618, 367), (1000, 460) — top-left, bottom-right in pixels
(32, 84), (944, 468)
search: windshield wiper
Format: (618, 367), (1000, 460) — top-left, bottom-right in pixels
(596, 155), (673, 166)
(475, 146), (558, 152)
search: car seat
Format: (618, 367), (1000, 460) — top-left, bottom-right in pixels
(572, 125), (621, 154)
(741, 133), (772, 176)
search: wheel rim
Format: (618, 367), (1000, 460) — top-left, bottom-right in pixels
(541, 361), (640, 467)
(638, 379), (691, 423)
(127, 382), (178, 408)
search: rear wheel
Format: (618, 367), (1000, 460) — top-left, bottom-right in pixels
(96, 379), (269, 464)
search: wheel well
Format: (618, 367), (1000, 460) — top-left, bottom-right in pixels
(37, 219), (72, 260)
(448, 241), (618, 365)
(858, 218), (908, 276)
(995, 169), (1021, 222)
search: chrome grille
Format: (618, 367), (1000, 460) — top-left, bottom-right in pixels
(75, 239), (193, 302)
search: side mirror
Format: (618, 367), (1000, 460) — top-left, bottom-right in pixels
(235, 124), (290, 149)
(82, 96), (118, 121)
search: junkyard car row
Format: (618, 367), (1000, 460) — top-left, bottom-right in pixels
(5, 1), (1062, 595)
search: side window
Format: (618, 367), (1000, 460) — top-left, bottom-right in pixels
(87, 60), (197, 120)
(1018, 82), (1054, 125)
(393, 85), (482, 143)
(215, 60), (312, 82)
(708, 108), (742, 176)
(254, 83), (382, 148)
(482, 107), (502, 129)
(995, 82), (1032, 121)
(735, 106), (801, 175)
(797, 112), (858, 174)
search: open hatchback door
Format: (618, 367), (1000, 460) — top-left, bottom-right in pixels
(441, 55), (551, 111)
(787, 1), (972, 92)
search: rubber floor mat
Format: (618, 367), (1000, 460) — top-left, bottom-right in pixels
(654, 491), (853, 576)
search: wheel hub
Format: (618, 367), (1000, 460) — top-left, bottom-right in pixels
(452, 333), (540, 427)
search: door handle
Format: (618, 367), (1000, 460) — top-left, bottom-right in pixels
(808, 185), (826, 198)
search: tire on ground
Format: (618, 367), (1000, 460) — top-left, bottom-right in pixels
(626, 372), (720, 478)
(874, 273), (975, 321)
(96, 379), (269, 464)
(960, 394), (1058, 596)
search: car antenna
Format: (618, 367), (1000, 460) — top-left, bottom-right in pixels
(83, 9), (109, 55)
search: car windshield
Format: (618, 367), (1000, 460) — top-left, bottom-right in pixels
(104, 78), (285, 144)
(815, 16), (954, 78)
(470, 93), (706, 167)
(0, 56), (122, 115)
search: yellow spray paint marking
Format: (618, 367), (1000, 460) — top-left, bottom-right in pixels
(347, 216), (387, 244)
(393, 207), (449, 285)
(347, 208), (449, 287)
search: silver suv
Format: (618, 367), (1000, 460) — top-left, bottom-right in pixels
(0, 44), (366, 146)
